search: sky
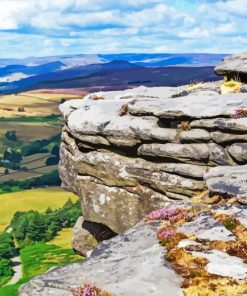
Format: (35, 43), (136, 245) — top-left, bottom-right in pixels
(0, 0), (246, 58)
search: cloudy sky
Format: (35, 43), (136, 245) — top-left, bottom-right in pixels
(0, 0), (246, 58)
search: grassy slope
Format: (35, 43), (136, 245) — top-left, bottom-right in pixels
(0, 187), (78, 232)
(0, 243), (83, 296)
(0, 92), (80, 118)
(48, 228), (73, 249)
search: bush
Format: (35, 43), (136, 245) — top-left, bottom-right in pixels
(10, 199), (81, 245)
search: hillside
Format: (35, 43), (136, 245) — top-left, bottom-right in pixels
(20, 54), (247, 296)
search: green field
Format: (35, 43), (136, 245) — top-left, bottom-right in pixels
(0, 243), (83, 296)
(0, 187), (78, 232)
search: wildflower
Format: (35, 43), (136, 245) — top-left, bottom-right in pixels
(232, 108), (247, 119)
(72, 284), (113, 296)
(157, 229), (176, 241)
(145, 208), (185, 221)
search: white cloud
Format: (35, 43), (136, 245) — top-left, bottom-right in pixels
(179, 28), (210, 39)
(0, 0), (246, 56)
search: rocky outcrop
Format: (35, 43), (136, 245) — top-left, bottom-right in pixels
(19, 200), (247, 296)
(215, 53), (247, 82)
(20, 62), (247, 295)
(58, 84), (247, 239)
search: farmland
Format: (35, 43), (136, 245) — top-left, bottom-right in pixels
(0, 187), (78, 232)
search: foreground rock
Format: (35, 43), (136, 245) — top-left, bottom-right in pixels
(19, 220), (183, 296)
(19, 200), (247, 296)
(215, 53), (247, 82)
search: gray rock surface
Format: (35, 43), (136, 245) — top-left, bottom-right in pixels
(19, 222), (183, 296)
(177, 211), (236, 241)
(228, 143), (247, 162)
(72, 217), (98, 257)
(211, 131), (247, 143)
(138, 143), (209, 163)
(190, 118), (247, 132)
(128, 93), (247, 118)
(204, 165), (247, 203)
(215, 53), (247, 81)
(179, 129), (210, 143)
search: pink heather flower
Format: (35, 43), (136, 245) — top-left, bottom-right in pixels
(157, 229), (176, 241)
(145, 208), (185, 221)
(232, 108), (247, 119)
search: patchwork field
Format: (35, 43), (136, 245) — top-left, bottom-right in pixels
(0, 92), (81, 118)
(0, 187), (78, 232)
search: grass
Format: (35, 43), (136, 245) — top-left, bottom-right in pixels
(0, 187), (78, 232)
(221, 79), (242, 95)
(0, 115), (61, 123)
(0, 92), (80, 118)
(187, 82), (204, 91)
(0, 243), (83, 296)
(0, 276), (11, 287)
(48, 228), (73, 249)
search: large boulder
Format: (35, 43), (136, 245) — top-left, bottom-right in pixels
(215, 53), (247, 82)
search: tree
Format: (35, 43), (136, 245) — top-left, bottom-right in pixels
(51, 145), (60, 156)
(5, 130), (17, 141)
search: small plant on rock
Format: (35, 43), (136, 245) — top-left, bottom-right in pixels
(73, 284), (114, 296)
(221, 79), (242, 95)
(178, 121), (190, 131)
(232, 108), (247, 119)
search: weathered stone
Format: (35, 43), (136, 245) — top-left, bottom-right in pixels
(208, 143), (235, 166)
(179, 129), (210, 143)
(228, 143), (247, 162)
(192, 250), (247, 280)
(214, 53), (247, 82)
(128, 93), (247, 119)
(204, 165), (247, 197)
(138, 143), (209, 163)
(211, 131), (247, 143)
(190, 118), (247, 132)
(72, 217), (98, 257)
(75, 175), (175, 233)
(19, 222), (183, 296)
(177, 211), (236, 241)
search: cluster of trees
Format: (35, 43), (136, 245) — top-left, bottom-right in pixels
(10, 199), (81, 246)
(0, 148), (22, 170)
(45, 145), (60, 166)
(22, 134), (60, 156)
(5, 131), (18, 142)
(0, 233), (14, 278)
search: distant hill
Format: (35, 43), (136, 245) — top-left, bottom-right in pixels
(0, 53), (227, 94)
(0, 60), (142, 94)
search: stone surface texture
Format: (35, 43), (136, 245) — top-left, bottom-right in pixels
(58, 83), (247, 236)
(215, 53), (247, 81)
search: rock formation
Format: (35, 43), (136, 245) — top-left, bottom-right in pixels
(20, 55), (247, 296)
(215, 53), (247, 82)
(58, 83), (246, 239)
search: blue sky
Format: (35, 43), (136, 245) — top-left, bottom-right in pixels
(0, 0), (246, 58)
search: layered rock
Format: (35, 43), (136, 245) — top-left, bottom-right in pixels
(58, 85), (247, 241)
(215, 53), (247, 82)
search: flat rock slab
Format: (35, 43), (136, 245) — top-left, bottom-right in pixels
(228, 143), (247, 162)
(177, 211), (236, 241)
(192, 250), (247, 280)
(204, 165), (247, 197)
(190, 118), (247, 132)
(215, 53), (247, 76)
(128, 93), (247, 119)
(19, 222), (182, 296)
